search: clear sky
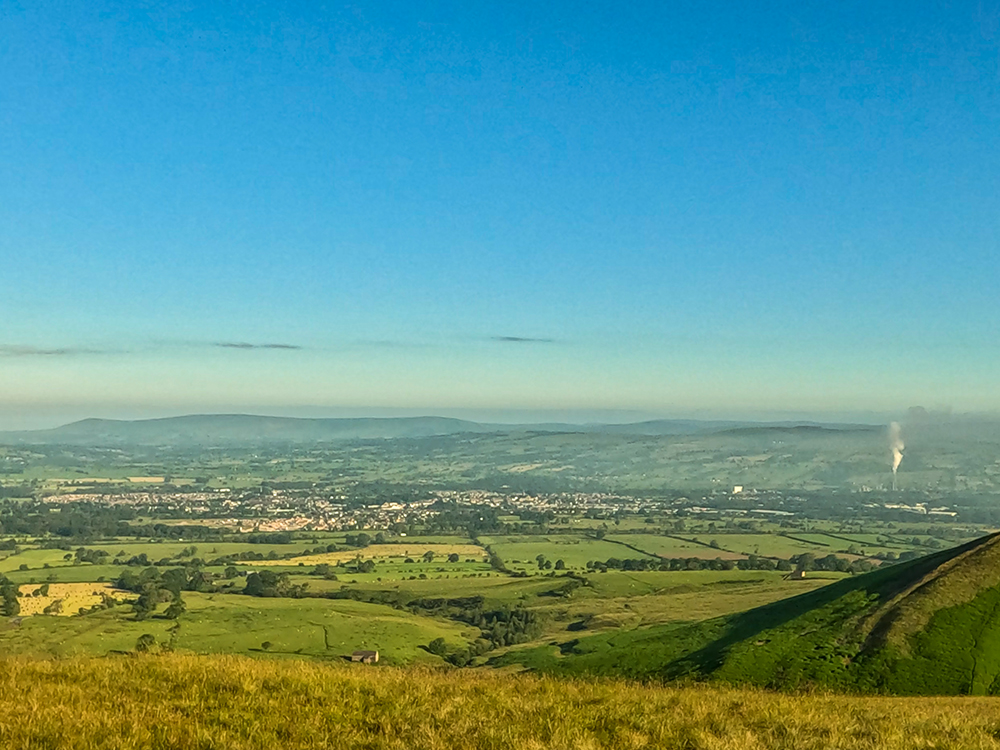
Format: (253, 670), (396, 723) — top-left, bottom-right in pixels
(2, 1), (999, 428)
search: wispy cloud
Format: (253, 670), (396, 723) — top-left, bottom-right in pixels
(490, 336), (557, 344)
(212, 342), (303, 351)
(0, 345), (112, 357)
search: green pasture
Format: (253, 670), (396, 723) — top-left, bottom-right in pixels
(0, 593), (471, 664)
(332, 573), (567, 605)
(607, 534), (742, 560)
(683, 534), (823, 558)
(5, 564), (124, 585)
(0, 548), (77, 573)
(525, 569), (844, 636)
(260, 560), (494, 582)
(479, 535), (652, 570)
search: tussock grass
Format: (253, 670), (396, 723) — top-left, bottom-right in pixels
(1, 656), (1000, 748)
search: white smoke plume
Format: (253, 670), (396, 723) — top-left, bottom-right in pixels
(889, 422), (904, 488)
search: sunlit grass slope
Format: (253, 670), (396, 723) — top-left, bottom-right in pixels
(3, 655), (1000, 749)
(499, 533), (1000, 694)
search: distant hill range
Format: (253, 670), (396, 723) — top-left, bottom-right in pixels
(501, 532), (1000, 695)
(0, 414), (880, 446)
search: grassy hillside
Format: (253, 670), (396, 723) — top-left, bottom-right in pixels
(499, 534), (1000, 694)
(2, 655), (1000, 749)
(0, 592), (475, 662)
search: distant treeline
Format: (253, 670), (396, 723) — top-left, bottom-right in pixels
(0, 484), (32, 498)
(586, 552), (919, 574)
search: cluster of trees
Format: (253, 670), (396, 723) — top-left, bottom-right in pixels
(0, 501), (137, 538)
(74, 547), (110, 565)
(308, 563), (339, 580)
(208, 549), (296, 565)
(342, 532), (392, 547)
(870, 549), (923, 562)
(421, 504), (506, 536)
(427, 636), (496, 666)
(0, 484), (32, 498)
(344, 533), (373, 547)
(245, 532), (295, 545)
(243, 570), (308, 598)
(114, 566), (212, 620)
(351, 559), (377, 574)
(0, 574), (18, 616)
(409, 596), (542, 663)
(788, 553), (880, 574)
(534, 554), (566, 571)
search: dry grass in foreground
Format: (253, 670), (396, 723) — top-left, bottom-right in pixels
(1, 656), (1000, 749)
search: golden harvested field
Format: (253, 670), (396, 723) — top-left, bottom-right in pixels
(16, 583), (122, 617)
(3, 656), (1000, 749)
(256, 543), (487, 566)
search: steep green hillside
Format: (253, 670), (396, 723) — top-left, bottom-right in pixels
(498, 533), (1000, 694)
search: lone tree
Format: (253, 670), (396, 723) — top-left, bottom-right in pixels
(163, 595), (185, 620)
(447, 553), (460, 563)
(135, 633), (157, 653)
(422, 551), (435, 563)
(427, 637), (447, 656)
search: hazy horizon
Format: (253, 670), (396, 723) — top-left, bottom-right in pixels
(0, 403), (976, 433)
(4, 2), (999, 419)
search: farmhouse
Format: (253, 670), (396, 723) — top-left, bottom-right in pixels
(351, 650), (379, 664)
(785, 570), (807, 580)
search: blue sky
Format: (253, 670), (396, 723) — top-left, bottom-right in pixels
(2, 1), (999, 427)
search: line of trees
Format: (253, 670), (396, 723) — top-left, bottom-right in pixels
(586, 553), (888, 574)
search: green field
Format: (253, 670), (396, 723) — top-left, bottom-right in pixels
(0, 592), (472, 663)
(609, 533), (746, 559)
(683, 533), (826, 558)
(479, 535), (653, 570)
(525, 570), (843, 635)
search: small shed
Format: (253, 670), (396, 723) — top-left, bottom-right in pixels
(351, 650), (379, 664)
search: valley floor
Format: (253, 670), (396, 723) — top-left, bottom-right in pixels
(3, 655), (1000, 749)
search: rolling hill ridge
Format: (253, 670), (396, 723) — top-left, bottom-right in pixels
(500, 532), (1000, 694)
(0, 414), (879, 446)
